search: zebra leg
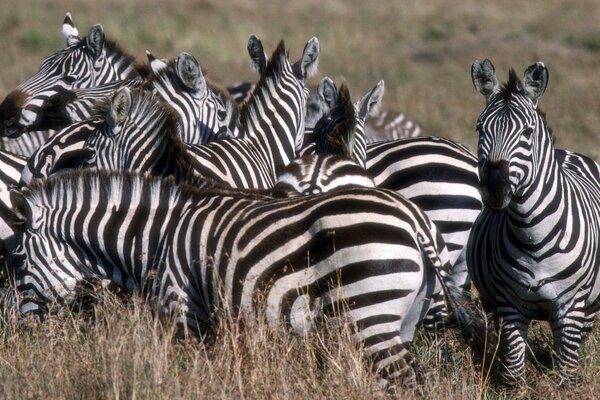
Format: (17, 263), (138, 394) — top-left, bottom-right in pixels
(421, 291), (449, 365)
(550, 311), (586, 385)
(495, 310), (529, 384)
(366, 339), (418, 389)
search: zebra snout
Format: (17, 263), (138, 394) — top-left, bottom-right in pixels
(0, 90), (27, 137)
(479, 159), (512, 210)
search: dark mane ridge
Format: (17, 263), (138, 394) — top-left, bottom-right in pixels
(323, 83), (356, 157)
(237, 40), (288, 134)
(498, 68), (522, 101)
(23, 169), (272, 206)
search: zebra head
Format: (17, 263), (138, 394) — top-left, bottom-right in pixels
(244, 34), (319, 151)
(8, 183), (93, 320)
(143, 52), (237, 144)
(83, 86), (189, 178)
(472, 59), (549, 211)
(0, 13), (143, 137)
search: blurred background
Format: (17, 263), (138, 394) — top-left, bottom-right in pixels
(1, 0), (599, 156)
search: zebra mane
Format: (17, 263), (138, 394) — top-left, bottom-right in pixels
(237, 40), (288, 135)
(498, 68), (522, 101)
(316, 84), (356, 158)
(20, 169), (270, 219)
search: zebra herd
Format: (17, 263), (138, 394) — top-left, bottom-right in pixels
(0, 12), (598, 389)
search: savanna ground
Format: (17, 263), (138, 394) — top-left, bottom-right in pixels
(0, 0), (599, 398)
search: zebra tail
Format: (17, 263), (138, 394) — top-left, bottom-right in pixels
(417, 231), (492, 364)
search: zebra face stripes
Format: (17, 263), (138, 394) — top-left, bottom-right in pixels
(8, 169), (482, 386)
(0, 14), (143, 137)
(469, 59), (600, 383)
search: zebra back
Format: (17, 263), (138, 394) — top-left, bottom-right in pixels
(364, 109), (421, 143)
(0, 13), (146, 137)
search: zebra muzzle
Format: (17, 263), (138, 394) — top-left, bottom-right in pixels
(479, 159), (512, 210)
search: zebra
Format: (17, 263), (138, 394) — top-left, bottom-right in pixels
(275, 80), (456, 336)
(364, 109), (421, 143)
(0, 78), (143, 158)
(11, 50), (237, 162)
(0, 13), (146, 137)
(244, 33), (421, 141)
(23, 36), (318, 189)
(18, 48), (250, 185)
(146, 38), (318, 189)
(469, 59), (600, 383)
(7, 167), (483, 387)
(241, 35), (481, 290)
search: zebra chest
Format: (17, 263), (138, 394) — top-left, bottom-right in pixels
(483, 243), (584, 318)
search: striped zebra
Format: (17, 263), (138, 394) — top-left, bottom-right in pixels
(12, 50), (237, 162)
(244, 33), (421, 141)
(8, 168), (483, 386)
(241, 35), (480, 287)
(365, 109), (421, 143)
(0, 149), (28, 265)
(297, 76), (481, 294)
(469, 59), (600, 383)
(23, 37), (318, 189)
(158, 38), (318, 189)
(0, 13), (146, 137)
(275, 81), (454, 334)
(0, 79), (142, 158)
(18, 49), (247, 185)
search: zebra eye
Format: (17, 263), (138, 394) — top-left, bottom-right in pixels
(522, 127), (534, 139)
(63, 75), (77, 84)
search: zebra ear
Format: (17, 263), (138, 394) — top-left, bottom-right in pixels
(146, 50), (168, 73)
(471, 59), (499, 100)
(358, 80), (385, 120)
(298, 37), (320, 80)
(86, 25), (105, 61)
(522, 61), (548, 104)
(176, 53), (207, 94)
(108, 87), (131, 128)
(247, 34), (268, 74)
(318, 77), (337, 114)
(62, 12), (80, 47)
(10, 189), (32, 224)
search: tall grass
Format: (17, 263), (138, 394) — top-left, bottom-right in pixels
(0, 288), (597, 399)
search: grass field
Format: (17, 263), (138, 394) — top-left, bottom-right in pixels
(0, 0), (599, 398)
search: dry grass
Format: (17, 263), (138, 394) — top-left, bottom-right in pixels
(0, 289), (597, 399)
(1, 1), (599, 398)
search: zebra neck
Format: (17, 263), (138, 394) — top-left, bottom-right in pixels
(507, 145), (566, 244)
